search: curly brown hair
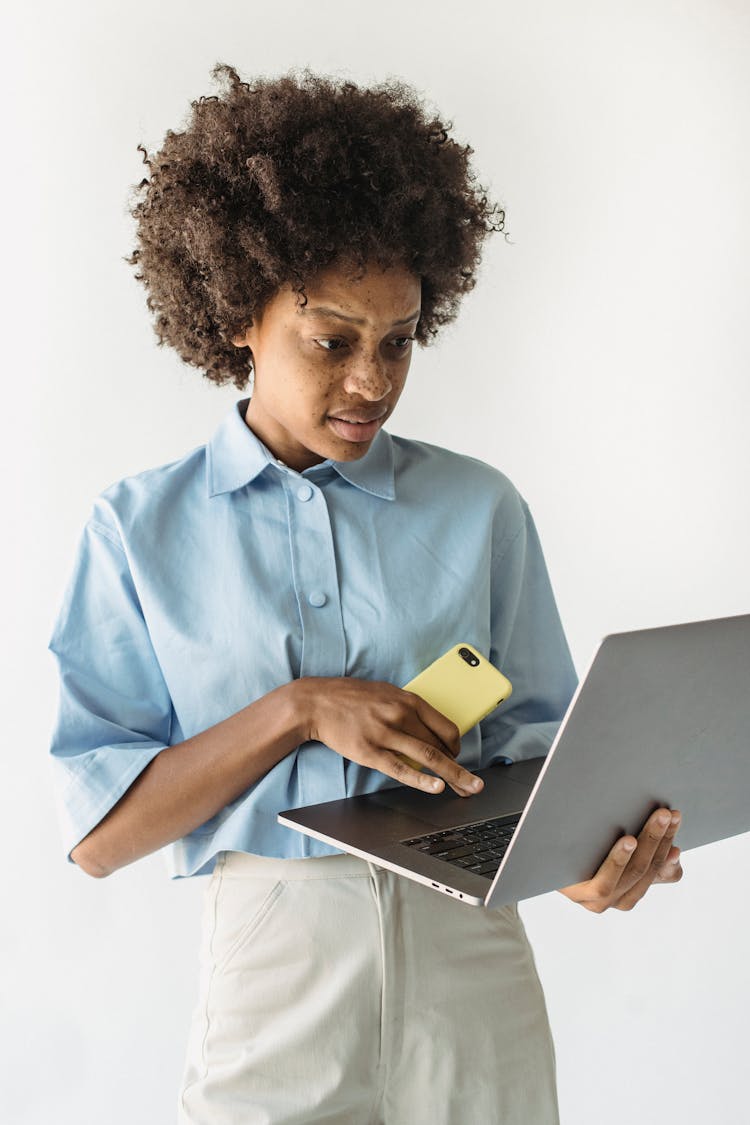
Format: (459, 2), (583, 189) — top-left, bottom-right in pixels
(125, 62), (508, 390)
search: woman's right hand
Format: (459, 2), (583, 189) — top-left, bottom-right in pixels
(295, 676), (485, 797)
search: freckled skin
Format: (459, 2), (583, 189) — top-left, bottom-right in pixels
(231, 259), (421, 472)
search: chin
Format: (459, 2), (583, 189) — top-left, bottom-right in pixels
(334, 440), (372, 456)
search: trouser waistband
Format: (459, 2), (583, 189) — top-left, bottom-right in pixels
(217, 849), (374, 881)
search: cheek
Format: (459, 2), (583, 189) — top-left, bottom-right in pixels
(314, 374), (341, 418)
(277, 363), (336, 421)
(280, 336), (333, 399)
(264, 338), (323, 393)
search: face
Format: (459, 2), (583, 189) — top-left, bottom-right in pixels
(231, 259), (421, 472)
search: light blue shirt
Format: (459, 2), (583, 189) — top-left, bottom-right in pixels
(47, 397), (578, 878)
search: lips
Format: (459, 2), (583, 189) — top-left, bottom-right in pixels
(329, 409), (387, 423)
(327, 414), (385, 443)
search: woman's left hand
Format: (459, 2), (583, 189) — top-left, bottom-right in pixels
(557, 806), (684, 912)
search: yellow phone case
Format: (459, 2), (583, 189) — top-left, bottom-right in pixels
(397, 643), (513, 771)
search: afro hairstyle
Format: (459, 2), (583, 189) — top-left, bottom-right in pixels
(125, 62), (508, 390)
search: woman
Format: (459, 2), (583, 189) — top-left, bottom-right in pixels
(47, 63), (683, 1124)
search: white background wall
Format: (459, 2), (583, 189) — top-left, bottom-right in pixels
(3, 1), (749, 1122)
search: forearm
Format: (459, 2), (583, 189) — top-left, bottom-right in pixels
(71, 679), (311, 878)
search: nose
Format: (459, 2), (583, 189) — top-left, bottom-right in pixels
(341, 351), (393, 400)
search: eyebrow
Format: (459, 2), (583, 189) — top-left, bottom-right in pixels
(300, 306), (421, 327)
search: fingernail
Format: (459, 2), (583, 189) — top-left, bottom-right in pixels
(467, 777), (483, 792)
(623, 840), (636, 852)
(671, 813), (681, 826)
(657, 813), (670, 827)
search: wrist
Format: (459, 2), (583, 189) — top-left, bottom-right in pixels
(282, 677), (321, 744)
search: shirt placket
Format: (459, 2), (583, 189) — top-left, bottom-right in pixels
(281, 467), (347, 807)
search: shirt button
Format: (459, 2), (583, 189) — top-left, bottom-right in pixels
(308, 591), (327, 608)
(296, 483), (313, 502)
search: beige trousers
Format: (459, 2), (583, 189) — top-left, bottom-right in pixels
(177, 851), (559, 1125)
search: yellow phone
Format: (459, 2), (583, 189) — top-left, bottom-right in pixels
(397, 643), (513, 771)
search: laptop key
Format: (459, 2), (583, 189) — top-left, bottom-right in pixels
(439, 845), (475, 861)
(477, 861), (500, 876)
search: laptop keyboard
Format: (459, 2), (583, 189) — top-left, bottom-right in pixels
(401, 814), (521, 879)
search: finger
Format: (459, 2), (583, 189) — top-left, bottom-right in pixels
(580, 835), (639, 903)
(391, 710), (459, 771)
(391, 707), (479, 794)
(614, 839), (683, 909)
(614, 808), (675, 898)
(615, 853), (681, 908)
(613, 870), (655, 911)
(380, 750), (450, 794)
(406, 692), (462, 759)
(391, 737), (484, 796)
(648, 811), (682, 871)
(653, 847), (684, 884)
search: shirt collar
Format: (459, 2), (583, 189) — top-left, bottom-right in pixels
(207, 398), (395, 501)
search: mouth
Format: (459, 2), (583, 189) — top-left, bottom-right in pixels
(327, 413), (386, 443)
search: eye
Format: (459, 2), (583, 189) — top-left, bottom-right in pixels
(315, 337), (348, 352)
(313, 336), (415, 354)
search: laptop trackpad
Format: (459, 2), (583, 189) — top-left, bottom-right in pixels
(368, 765), (536, 829)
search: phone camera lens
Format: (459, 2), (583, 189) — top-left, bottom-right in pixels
(459, 647), (480, 667)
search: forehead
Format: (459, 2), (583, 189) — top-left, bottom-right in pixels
(295, 261), (421, 319)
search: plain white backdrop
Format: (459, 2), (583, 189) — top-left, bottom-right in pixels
(3, 1), (749, 1122)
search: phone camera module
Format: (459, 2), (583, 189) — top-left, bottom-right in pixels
(459, 647), (480, 667)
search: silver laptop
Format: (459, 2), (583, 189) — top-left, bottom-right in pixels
(278, 614), (750, 908)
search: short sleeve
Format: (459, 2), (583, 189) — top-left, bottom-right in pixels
(46, 513), (173, 862)
(479, 497), (578, 765)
